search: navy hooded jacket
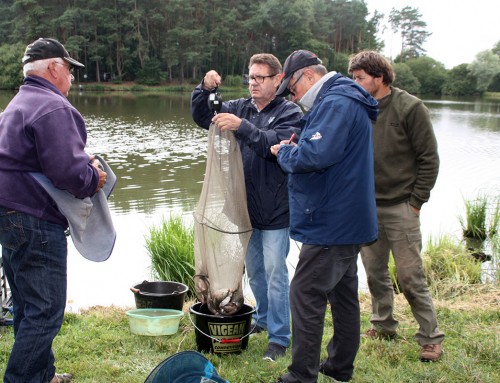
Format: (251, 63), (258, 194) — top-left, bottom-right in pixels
(277, 73), (378, 245)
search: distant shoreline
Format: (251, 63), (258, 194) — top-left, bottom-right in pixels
(73, 81), (246, 94)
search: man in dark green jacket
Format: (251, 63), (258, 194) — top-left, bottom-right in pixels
(348, 50), (444, 362)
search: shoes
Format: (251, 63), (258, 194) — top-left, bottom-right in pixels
(420, 343), (443, 362)
(271, 378), (285, 383)
(50, 373), (72, 383)
(263, 342), (287, 362)
(319, 360), (350, 382)
(363, 328), (397, 340)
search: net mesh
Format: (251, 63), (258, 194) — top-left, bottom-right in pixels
(193, 123), (252, 316)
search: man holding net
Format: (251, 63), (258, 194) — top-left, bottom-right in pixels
(191, 53), (302, 361)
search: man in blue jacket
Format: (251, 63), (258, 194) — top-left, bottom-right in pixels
(270, 50), (378, 383)
(0, 38), (106, 383)
(191, 54), (302, 361)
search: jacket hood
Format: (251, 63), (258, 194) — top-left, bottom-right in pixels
(317, 73), (378, 121)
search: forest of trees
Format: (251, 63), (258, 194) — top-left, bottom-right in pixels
(0, 0), (499, 95)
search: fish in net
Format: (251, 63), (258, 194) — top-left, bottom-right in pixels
(193, 123), (252, 316)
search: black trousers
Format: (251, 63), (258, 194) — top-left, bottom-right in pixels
(283, 244), (360, 383)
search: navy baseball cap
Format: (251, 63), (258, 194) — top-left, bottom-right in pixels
(22, 37), (84, 68)
(276, 50), (322, 97)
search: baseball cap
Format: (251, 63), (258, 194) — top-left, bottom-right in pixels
(22, 37), (84, 68)
(276, 50), (322, 97)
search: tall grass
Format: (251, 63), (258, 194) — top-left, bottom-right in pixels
(388, 253), (401, 294)
(145, 214), (196, 298)
(423, 234), (482, 298)
(488, 197), (500, 238)
(459, 194), (488, 240)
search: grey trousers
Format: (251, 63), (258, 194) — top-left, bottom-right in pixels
(360, 201), (445, 345)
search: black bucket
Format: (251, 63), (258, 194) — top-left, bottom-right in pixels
(131, 281), (188, 311)
(189, 302), (255, 354)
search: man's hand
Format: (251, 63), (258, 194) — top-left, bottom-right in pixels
(212, 113), (242, 131)
(89, 155), (107, 192)
(270, 139), (296, 157)
(202, 70), (221, 90)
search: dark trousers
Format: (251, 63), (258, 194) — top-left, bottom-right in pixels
(283, 244), (360, 383)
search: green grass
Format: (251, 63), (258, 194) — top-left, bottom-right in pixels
(1, 286), (498, 383)
(488, 197), (500, 238)
(75, 81), (248, 95)
(423, 235), (483, 298)
(2, 228), (498, 382)
(459, 194), (489, 240)
(145, 214), (196, 299)
(483, 92), (500, 100)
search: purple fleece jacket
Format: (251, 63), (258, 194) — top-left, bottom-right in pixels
(0, 76), (99, 227)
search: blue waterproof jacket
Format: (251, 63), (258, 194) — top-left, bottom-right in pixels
(277, 73), (378, 245)
(191, 85), (302, 229)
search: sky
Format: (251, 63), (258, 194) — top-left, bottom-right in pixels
(364, 0), (499, 69)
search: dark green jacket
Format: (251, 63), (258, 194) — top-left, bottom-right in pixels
(372, 86), (439, 209)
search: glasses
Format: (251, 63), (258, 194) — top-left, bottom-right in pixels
(54, 61), (74, 74)
(288, 72), (304, 96)
(249, 74), (277, 84)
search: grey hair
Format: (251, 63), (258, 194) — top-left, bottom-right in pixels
(23, 57), (64, 77)
(308, 64), (328, 76)
(291, 64), (327, 80)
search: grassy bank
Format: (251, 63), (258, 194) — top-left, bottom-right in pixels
(72, 83), (500, 100)
(1, 284), (498, 383)
(75, 81), (246, 95)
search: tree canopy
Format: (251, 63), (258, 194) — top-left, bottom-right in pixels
(0, 0), (382, 83)
(389, 6), (431, 62)
(0, 1), (498, 96)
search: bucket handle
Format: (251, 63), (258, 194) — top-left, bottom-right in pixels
(188, 309), (257, 344)
(130, 287), (183, 297)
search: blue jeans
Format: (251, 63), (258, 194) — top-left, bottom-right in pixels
(245, 228), (291, 347)
(0, 207), (67, 383)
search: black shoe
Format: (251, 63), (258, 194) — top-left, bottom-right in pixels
(263, 342), (287, 362)
(319, 360), (333, 379)
(319, 360), (350, 382)
(271, 377), (285, 383)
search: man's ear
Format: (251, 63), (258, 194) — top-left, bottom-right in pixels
(304, 68), (315, 83)
(46, 61), (58, 78)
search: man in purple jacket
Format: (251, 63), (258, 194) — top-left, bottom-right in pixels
(0, 38), (106, 383)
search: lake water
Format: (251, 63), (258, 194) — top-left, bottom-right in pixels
(1, 91), (499, 311)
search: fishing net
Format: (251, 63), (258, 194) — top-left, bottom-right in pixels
(193, 123), (252, 316)
(144, 350), (228, 383)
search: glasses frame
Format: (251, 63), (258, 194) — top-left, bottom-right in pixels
(288, 71), (304, 96)
(53, 61), (74, 75)
(248, 74), (277, 84)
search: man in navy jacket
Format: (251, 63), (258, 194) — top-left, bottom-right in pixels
(271, 50), (378, 383)
(191, 53), (302, 361)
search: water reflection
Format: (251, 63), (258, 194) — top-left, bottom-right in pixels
(1, 91), (499, 309)
(424, 97), (500, 131)
(70, 93), (209, 214)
